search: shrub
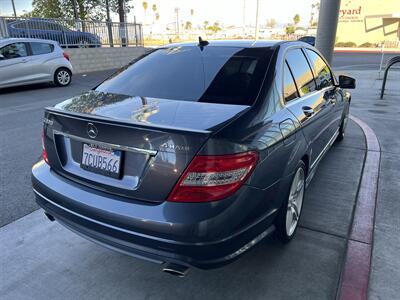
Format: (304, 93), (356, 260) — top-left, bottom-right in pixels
(285, 25), (295, 35)
(358, 42), (377, 48)
(335, 41), (357, 47)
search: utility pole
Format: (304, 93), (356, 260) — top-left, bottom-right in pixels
(242, 0), (246, 37)
(315, 0), (341, 64)
(175, 7), (180, 37)
(254, 0), (260, 40)
(11, 0), (17, 17)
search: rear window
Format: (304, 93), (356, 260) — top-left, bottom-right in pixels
(30, 42), (54, 55)
(96, 46), (274, 106)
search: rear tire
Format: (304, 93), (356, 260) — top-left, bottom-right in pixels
(54, 68), (72, 87)
(275, 161), (306, 242)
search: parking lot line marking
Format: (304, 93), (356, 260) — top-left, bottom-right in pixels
(338, 115), (381, 300)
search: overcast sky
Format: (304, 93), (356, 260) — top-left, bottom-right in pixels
(0, 0), (318, 27)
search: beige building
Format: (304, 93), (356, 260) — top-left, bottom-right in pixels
(336, 0), (400, 47)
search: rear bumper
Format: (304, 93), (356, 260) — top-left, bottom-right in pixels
(32, 160), (279, 269)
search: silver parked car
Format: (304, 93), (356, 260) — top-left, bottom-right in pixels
(0, 38), (73, 89)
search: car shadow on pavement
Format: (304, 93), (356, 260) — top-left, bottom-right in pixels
(0, 83), (57, 95)
(0, 120), (366, 300)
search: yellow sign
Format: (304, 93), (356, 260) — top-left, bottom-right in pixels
(336, 0), (400, 46)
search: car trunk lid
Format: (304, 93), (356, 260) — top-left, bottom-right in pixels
(43, 91), (249, 203)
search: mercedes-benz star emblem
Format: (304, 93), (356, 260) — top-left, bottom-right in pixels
(87, 123), (98, 139)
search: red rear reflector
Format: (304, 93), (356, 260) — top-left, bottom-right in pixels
(167, 151), (258, 202)
(42, 129), (49, 165)
(63, 52), (70, 61)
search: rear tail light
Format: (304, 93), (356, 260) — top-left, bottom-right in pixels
(63, 52), (70, 61)
(167, 151), (258, 202)
(42, 129), (49, 165)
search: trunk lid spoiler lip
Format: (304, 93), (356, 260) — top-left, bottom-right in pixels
(45, 107), (212, 135)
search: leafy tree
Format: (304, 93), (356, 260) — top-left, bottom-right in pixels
(155, 13), (159, 21)
(29, 0), (133, 21)
(293, 14), (300, 25)
(203, 20), (209, 30)
(190, 9), (194, 16)
(30, 0), (64, 19)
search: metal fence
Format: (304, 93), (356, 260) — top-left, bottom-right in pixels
(0, 16), (143, 47)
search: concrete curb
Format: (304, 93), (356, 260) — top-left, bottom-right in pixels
(338, 115), (381, 300)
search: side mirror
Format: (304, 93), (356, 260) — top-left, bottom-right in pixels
(338, 75), (356, 89)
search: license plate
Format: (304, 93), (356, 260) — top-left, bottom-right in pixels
(81, 143), (122, 178)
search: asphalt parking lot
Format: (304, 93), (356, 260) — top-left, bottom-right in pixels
(1, 53), (399, 299)
(0, 70), (115, 227)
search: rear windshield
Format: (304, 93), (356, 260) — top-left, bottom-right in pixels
(96, 46), (274, 106)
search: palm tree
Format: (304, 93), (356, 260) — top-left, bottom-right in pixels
(293, 14), (300, 26)
(310, 2), (320, 27)
(152, 4), (157, 24)
(142, 2), (148, 25)
(185, 21), (192, 30)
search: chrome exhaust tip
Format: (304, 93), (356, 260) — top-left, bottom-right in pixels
(162, 263), (189, 277)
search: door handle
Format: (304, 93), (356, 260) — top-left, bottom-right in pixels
(302, 106), (315, 118)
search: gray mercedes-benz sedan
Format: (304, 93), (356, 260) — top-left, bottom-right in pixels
(32, 40), (355, 275)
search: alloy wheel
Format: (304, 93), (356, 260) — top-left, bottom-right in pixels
(285, 167), (305, 236)
(57, 70), (70, 86)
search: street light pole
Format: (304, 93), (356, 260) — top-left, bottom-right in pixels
(11, 0), (17, 17)
(315, 0), (341, 64)
(254, 0), (260, 40)
(175, 8), (180, 37)
(242, 0), (246, 37)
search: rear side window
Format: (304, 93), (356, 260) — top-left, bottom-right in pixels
(30, 42), (54, 55)
(285, 48), (316, 96)
(305, 49), (333, 89)
(96, 46), (274, 106)
(283, 62), (299, 102)
(0, 43), (28, 59)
